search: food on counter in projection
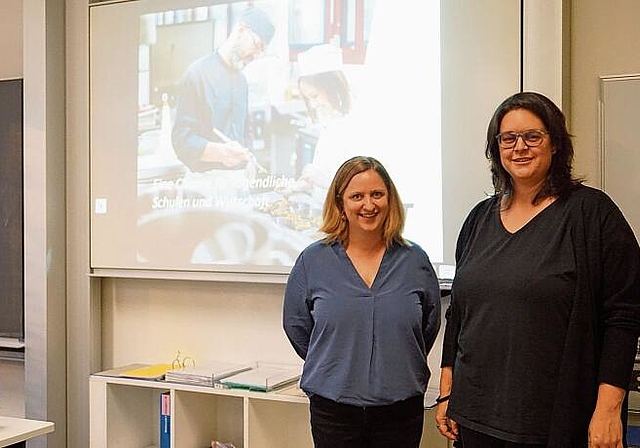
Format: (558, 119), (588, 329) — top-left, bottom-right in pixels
(257, 197), (322, 231)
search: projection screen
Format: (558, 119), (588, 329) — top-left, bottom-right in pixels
(89, 0), (521, 276)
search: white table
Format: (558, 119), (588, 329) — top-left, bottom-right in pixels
(0, 416), (54, 447)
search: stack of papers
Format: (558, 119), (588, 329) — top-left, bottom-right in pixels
(218, 364), (302, 392)
(165, 361), (252, 387)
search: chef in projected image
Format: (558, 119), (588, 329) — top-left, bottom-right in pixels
(171, 7), (275, 174)
(293, 44), (355, 194)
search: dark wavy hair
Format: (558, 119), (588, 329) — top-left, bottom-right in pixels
(320, 156), (406, 248)
(485, 91), (583, 208)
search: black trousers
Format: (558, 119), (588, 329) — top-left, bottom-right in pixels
(309, 394), (424, 448)
(458, 425), (546, 448)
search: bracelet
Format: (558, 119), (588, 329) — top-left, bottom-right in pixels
(435, 394), (450, 404)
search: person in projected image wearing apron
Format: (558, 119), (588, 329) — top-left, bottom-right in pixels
(171, 7), (275, 197)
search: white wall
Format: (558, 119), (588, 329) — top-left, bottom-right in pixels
(0, 0), (23, 79)
(101, 279), (297, 366)
(523, 0), (570, 107)
(570, 0), (640, 185)
(440, 0), (520, 265)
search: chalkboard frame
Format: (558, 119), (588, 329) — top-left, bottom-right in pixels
(0, 78), (24, 340)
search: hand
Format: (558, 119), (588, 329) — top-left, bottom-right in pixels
(299, 164), (330, 189)
(435, 400), (458, 441)
(281, 165), (327, 195)
(203, 140), (249, 168)
(588, 408), (623, 448)
(588, 382), (625, 448)
(218, 141), (250, 168)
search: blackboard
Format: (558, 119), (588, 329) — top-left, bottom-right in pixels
(0, 78), (24, 339)
(600, 75), (640, 241)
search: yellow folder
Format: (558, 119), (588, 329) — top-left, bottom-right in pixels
(118, 364), (173, 380)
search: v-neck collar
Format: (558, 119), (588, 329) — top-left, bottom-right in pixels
(497, 196), (561, 235)
(332, 242), (389, 290)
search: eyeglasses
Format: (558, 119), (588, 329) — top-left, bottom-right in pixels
(495, 129), (548, 149)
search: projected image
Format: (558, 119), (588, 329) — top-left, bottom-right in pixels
(91, 0), (441, 273)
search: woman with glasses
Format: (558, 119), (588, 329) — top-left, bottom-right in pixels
(435, 91), (640, 447)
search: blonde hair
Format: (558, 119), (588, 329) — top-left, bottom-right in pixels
(320, 156), (406, 247)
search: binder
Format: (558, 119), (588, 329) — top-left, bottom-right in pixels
(165, 361), (252, 387)
(160, 392), (171, 448)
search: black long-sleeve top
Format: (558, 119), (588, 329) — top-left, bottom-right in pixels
(441, 185), (640, 446)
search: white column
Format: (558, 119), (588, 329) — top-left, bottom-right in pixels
(23, 0), (67, 447)
(522, 0), (569, 109)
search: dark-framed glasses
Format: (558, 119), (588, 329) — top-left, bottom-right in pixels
(495, 129), (548, 149)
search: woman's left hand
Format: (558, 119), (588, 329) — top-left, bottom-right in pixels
(435, 401), (458, 441)
(588, 383), (625, 448)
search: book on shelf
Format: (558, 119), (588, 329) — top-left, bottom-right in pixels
(164, 361), (252, 387)
(218, 363), (302, 392)
(93, 363), (173, 381)
(160, 391), (171, 448)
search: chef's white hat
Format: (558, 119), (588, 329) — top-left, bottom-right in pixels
(297, 44), (343, 77)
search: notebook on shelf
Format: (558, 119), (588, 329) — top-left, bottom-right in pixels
(218, 363), (301, 392)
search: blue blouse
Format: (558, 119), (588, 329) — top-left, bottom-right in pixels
(283, 239), (441, 406)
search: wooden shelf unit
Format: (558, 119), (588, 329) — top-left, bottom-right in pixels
(89, 374), (450, 448)
(89, 374), (311, 448)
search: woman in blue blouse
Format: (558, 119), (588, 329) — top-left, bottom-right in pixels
(283, 155), (441, 448)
